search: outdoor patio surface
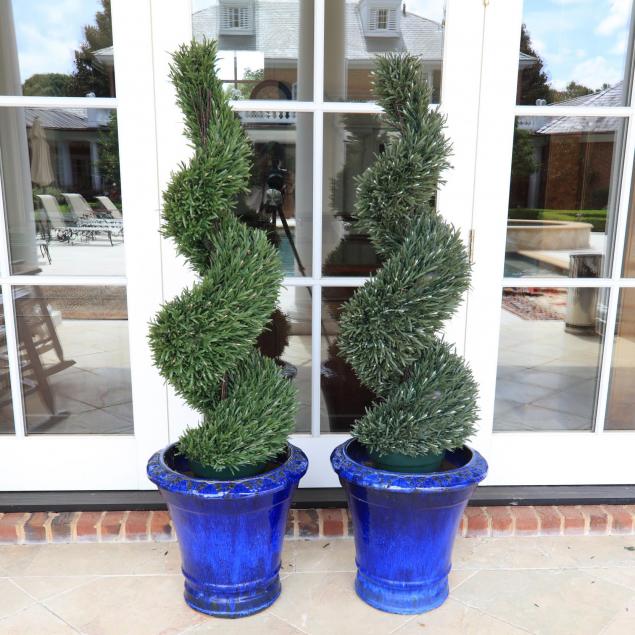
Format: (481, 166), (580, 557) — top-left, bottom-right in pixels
(1, 535), (635, 634)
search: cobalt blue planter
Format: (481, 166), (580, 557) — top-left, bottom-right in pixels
(147, 443), (308, 618)
(331, 440), (487, 615)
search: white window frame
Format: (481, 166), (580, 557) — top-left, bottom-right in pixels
(466, 0), (635, 485)
(0, 0), (169, 490)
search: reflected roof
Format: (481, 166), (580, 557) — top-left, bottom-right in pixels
(24, 108), (109, 130)
(537, 82), (623, 135)
(192, 1), (444, 62)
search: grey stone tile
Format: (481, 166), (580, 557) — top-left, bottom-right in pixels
(453, 569), (635, 635)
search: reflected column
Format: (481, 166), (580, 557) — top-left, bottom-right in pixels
(0, 0), (38, 273)
(322, 0), (347, 263)
(291, 0), (314, 339)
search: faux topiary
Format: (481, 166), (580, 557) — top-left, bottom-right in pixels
(338, 53), (478, 469)
(148, 40), (296, 477)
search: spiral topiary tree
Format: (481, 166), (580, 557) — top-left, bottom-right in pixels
(338, 53), (478, 471)
(148, 40), (296, 478)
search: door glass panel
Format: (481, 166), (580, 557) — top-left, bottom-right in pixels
(623, 154), (635, 276)
(192, 0), (314, 101)
(506, 116), (625, 279)
(0, 107), (124, 277)
(14, 285), (133, 434)
(0, 292), (14, 434)
(321, 286), (373, 433)
(494, 286), (603, 432)
(605, 288), (635, 430)
(0, 0), (115, 97)
(323, 0), (445, 102)
(240, 113), (313, 276)
(271, 287), (311, 433)
(322, 113), (384, 276)
(517, 0), (633, 106)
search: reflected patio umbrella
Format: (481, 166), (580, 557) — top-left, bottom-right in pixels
(29, 116), (55, 187)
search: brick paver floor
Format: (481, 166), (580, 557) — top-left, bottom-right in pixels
(1, 535), (635, 633)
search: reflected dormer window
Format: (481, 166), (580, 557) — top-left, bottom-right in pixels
(361, 0), (400, 37)
(220, 1), (254, 34)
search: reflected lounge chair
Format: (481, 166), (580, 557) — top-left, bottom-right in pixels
(95, 195), (123, 220)
(36, 195), (113, 245)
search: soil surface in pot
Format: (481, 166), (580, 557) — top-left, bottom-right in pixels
(165, 445), (290, 481)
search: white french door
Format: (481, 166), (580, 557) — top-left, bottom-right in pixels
(467, 0), (635, 485)
(0, 0), (168, 490)
(151, 0), (484, 487)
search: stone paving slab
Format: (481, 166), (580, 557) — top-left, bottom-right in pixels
(1, 536), (635, 634)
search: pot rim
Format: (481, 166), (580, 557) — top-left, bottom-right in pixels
(330, 439), (487, 492)
(147, 442), (308, 499)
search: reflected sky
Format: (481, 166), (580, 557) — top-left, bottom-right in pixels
(12, 0), (104, 82)
(523, 0), (631, 91)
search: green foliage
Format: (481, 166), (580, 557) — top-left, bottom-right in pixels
(71, 0), (113, 97)
(353, 341), (478, 456)
(338, 53), (478, 457)
(148, 40), (295, 473)
(23, 73), (73, 97)
(232, 67), (265, 100)
(97, 111), (120, 194)
(511, 123), (537, 178)
(178, 352), (296, 469)
(508, 208), (607, 232)
(161, 40), (253, 275)
(519, 24), (551, 105)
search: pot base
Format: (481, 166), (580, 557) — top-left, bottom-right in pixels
(355, 568), (448, 615)
(184, 573), (281, 618)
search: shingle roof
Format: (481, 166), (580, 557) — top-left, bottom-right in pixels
(25, 108), (90, 130)
(536, 82), (623, 134)
(192, 1), (443, 61)
(25, 108), (106, 130)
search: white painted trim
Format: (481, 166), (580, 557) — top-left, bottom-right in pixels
(0, 96), (117, 109)
(0, 276), (127, 286)
(515, 105), (632, 118)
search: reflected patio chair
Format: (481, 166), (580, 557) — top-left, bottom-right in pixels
(63, 193), (122, 243)
(95, 195), (123, 220)
(36, 194), (109, 245)
(1, 287), (75, 423)
(61, 192), (94, 221)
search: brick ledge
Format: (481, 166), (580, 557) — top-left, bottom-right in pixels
(1, 506), (634, 544)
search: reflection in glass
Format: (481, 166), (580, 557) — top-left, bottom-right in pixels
(238, 113), (312, 276)
(192, 0), (314, 101)
(320, 286), (375, 433)
(0, 107), (124, 277)
(322, 114), (384, 276)
(14, 286), (132, 434)
(623, 155), (635, 276)
(261, 287), (311, 433)
(506, 116), (624, 279)
(517, 1), (633, 106)
(606, 289), (635, 430)
(0, 293), (14, 434)
(323, 0), (445, 102)
(493, 287), (603, 432)
(0, 0), (115, 98)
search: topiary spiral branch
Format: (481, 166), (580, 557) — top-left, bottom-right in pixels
(338, 54), (478, 457)
(148, 40), (296, 471)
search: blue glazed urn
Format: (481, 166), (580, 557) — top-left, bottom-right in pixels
(147, 443), (308, 618)
(331, 439), (487, 614)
